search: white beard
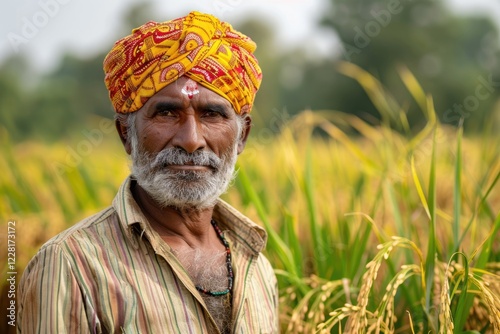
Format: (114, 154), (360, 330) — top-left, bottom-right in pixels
(128, 114), (240, 210)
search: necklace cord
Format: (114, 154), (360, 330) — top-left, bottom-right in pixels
(195, 220), (233, 297)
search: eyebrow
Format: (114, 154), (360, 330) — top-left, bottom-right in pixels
(150, 100), (232, 116)
(153, 101), (183, 112)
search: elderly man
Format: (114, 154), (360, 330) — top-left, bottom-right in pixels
(18, 11), (278, 334)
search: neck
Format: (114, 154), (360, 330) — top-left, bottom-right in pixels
(132, 182), (217, 248)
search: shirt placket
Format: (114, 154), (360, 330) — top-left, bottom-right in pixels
(144, 228), (223, 333)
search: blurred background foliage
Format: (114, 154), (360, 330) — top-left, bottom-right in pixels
(1, 0), (499, 142)
(2, 0), (500, 332)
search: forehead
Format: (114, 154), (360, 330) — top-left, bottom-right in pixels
(143, 76), (234, 111)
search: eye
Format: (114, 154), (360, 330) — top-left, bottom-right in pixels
(157, 109), (176, 117)
(203, 110), (224, 118)
(201, 105), (228, 119)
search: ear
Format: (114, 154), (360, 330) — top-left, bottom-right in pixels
(115, 117), (132, 155)
(237, 113), (252, 155)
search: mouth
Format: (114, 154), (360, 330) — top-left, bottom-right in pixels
(167, 165), (211, 171)
(162, 161), (213, 172)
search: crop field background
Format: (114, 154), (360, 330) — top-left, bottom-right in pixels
(2, 0), (500, 332)
(1, 64), (499, 333)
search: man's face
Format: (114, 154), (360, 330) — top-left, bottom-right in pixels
(123, 76), (250, 210)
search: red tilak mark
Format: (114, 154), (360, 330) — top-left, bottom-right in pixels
(181, 79), (199, 99)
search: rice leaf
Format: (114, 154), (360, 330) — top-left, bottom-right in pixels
(336, 61), (400, 125)
(397, 65), (428, 116)
(411, 156), (430, 219)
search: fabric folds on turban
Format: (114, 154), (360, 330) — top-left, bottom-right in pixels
(103, 11), (262, 114)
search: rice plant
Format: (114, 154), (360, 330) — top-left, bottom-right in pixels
(234, 63), (500, 332)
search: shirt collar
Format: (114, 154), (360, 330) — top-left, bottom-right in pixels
(112, 176), (267, 255)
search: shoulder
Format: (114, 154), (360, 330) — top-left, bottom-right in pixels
(255, 252), (277, 283)
(23, 206), (118, 273)
(40, 206), (117, 249)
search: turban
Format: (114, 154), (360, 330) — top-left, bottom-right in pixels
(103, 11), (262, 114)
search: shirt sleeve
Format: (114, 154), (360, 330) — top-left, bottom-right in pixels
(17, 244), (94, 334)
(260, 254), (280, 333)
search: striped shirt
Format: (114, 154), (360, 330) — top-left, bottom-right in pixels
(18, 177), (279, 333)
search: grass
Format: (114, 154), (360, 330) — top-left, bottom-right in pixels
(1, 63), (499, 333)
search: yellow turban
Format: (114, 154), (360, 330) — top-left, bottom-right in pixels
(103, 11), (262, 114)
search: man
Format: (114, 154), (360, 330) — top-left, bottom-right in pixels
(18, 11), (278, 334)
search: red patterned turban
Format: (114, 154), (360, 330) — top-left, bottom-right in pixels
(103, 11), (262, 114)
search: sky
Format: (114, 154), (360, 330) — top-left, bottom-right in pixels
(1, 0), (499, 72)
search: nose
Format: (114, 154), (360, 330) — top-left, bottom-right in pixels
(170, 115), (206, 153)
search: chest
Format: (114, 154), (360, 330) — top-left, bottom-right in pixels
(80, 245), (277, 333)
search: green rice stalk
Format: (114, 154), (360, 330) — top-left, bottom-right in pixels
(283, 209), (304, 277)
(237, 166), (298, 278)
(304, 145), (326, 278)
(424, 127), (438, 322)
(452, 124), (463, 253)
(450, 253), (469, 334)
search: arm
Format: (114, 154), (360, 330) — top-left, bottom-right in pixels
(17, 244), (95, 334)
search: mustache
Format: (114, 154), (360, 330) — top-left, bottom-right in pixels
(151, 147), (222, 170)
